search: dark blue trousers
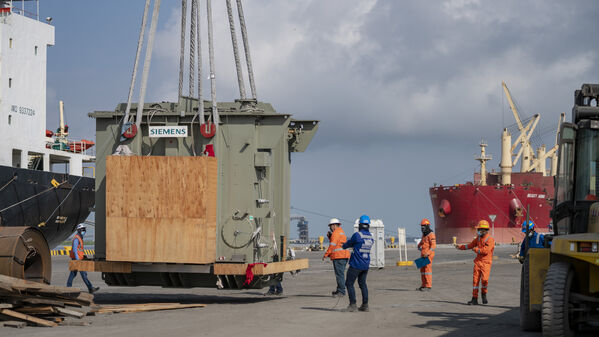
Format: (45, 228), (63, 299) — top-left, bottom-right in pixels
(333, 258), (348, 294)
(67, 270), (93, 291)
(345, 266), (368, 305)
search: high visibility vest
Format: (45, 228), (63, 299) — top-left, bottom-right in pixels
(325, 228), (350, 260)
(69, 234), (84, 260)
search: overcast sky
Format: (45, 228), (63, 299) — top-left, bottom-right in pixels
(38, 0), (598, 237)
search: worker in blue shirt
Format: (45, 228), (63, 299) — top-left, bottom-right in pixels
(342, 215), (374, 312)
(66, 224), (99, 293)
(518, 220), (545, 263)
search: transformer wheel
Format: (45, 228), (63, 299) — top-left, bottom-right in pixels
(520, 257), (542, 331)
(542, 262), (575, 337)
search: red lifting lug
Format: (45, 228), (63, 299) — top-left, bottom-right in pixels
(123, 124), (137, 139)
(200, 122), (216, 138)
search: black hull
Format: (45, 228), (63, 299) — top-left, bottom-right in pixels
(0, 165), (95, 248)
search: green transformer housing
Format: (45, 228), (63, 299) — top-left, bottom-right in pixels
(89, 97), (318, 288)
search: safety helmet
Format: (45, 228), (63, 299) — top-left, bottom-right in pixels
(475, 220), (490, 230)
(359, 214), (370, 225)
(329, 218), (341, 226)
(76, 224), (86, 231)
(420, 218), (431, 226)
(521, 220), (535, 233)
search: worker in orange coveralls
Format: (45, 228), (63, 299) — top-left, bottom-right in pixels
(455, 219), (495, 305)
(417, 218), (436, 291)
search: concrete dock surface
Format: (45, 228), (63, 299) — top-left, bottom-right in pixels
(3, 245), (540, 337)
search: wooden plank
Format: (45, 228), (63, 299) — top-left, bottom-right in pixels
(1, 320), (26, 328)
(94, 303), (206, 314)
(53, 307), (85, 319)
(0, 308), (58, 327)
(14, 306), (56, 315)
(0, 303), (12, 309)
(106, 156), (217, 264)
(69, 260), (132, 273)
(214, 259), (310, 276)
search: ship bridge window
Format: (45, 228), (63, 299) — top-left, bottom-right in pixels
(575, 129), (599, 201)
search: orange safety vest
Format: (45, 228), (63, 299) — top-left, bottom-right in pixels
(418, 232), (436, 260)
(460, 234), (495, 265)
(324, 227), (351, 260)
(69, 234), (84, 260)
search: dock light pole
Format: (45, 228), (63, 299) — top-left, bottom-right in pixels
(489, 214), (496, 237)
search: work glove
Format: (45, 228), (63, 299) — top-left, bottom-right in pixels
(518, 256), (525, 264)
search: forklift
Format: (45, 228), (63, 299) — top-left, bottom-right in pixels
(520, 84), (599, 336)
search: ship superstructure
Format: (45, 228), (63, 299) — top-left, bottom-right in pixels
(430, 82), (563, 244)
(0, 1), (95, 284)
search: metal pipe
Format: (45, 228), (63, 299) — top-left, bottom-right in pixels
(226, 0), (246, 100)
(135, 0), (161, 129)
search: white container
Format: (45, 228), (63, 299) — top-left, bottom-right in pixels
(353, 219), (385, 268)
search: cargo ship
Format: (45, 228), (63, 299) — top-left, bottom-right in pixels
(429, 83), (563, 244)
(0, 2), (95, 283)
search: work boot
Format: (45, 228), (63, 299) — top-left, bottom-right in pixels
(332, 291), (345, 297)
(88, 287), (100, 294)
(343, 303), (357, 312)
(358, 303), (369, 312)
(482, 294), (488, 304)
(417, 287), (431, 292)
(467, 297), (478, 305)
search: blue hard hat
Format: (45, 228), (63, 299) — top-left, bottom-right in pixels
(359, 214), (370, 225)
(522, 220), (535, 232)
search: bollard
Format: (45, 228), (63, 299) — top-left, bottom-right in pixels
(452, 236), (457, 245)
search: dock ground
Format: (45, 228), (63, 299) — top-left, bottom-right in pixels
(4, 245), (540, 337)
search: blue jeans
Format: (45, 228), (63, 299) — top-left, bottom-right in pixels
(67, 270), (93, 291)
(332, 258), (348, 294)
(269, 282), (283, 294)
(345, 267), (368, 305)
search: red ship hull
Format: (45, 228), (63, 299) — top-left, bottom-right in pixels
(429, 172), (554, 244)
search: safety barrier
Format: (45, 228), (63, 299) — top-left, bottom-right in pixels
(51, 249), (95, 256)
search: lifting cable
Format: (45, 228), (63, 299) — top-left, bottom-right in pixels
(41, 176), (83, 227)
(135, 0), (161, 131)
(0, 176), (17, 192)
(0, 181), (67, 214)
(122, 0), (151, 130)
(226, 0), (246, 100)
(206, 0), (219, 128)
(236, 0), (257, 100)
(178, 0), (187, 100)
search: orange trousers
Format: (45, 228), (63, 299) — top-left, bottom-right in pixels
(420, 264), (432, 288)
(472, 262), (491, 297)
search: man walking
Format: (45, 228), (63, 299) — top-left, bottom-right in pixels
(323, 218), (350, 297)
(417, 218), (436, 291)
(67, 224), (99, 294)
(455, 220), (495, 305)
(342, 215), (374, 312)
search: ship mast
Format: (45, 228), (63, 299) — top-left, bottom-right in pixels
(476, 140), (492, 186)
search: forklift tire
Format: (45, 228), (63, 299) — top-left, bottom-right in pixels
(542, 262), (575, 337)
(520, 258), (541, 331)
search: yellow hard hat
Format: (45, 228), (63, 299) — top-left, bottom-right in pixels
(420, 218), (431, 226)
(476, 220), (490, 230)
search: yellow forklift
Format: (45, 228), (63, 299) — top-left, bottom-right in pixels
(520, 84), (599, 336)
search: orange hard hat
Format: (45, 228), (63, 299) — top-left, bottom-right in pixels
(476, 220), (490, 230)
(420, 218), (431, 226)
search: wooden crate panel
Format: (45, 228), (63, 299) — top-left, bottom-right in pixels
(213, 259), (309, 275)
(105, 156), (217, 264)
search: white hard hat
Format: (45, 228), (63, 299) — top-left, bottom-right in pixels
(76, 224), (86, 230)
(329, 218), (341, 225)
